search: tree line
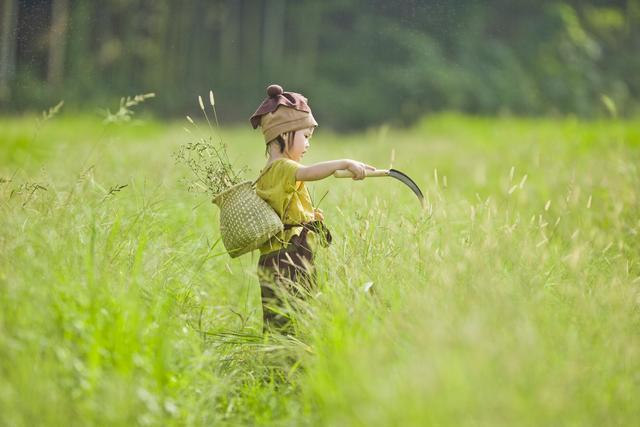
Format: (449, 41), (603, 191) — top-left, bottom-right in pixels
(1, 0), (638, 130)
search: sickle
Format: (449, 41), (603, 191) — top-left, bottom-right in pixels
(334, 168), (425, 208)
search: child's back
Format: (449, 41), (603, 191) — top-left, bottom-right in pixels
(255, 158), (315, 255)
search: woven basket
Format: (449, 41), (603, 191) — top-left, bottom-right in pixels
(212, 181), (283, 258)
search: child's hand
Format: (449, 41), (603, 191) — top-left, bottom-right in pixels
(346, 160), (376, 180)
(314, 208), (324, 221)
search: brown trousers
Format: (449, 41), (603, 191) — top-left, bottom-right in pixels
(257, 221), (331, 331)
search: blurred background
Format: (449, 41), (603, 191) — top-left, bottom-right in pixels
(1, 0), (638, 130)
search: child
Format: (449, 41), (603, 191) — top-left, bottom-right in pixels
(250, 84), (375, 331)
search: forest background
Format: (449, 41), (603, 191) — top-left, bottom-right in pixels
(1, 0), (639, 130)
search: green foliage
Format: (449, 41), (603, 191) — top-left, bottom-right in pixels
(2, 1), (639, 129)
(0, 114), (639, 425)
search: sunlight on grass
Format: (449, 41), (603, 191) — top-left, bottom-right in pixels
(1, 114), (639, 426)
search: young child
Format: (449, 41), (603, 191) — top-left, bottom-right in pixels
(250, 84), (375, 330)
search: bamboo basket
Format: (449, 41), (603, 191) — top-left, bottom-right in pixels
(212, 181), (283, 258)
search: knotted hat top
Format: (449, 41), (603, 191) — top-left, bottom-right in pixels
(250, 84), (318, 144)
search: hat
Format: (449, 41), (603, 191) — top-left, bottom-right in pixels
(250, 84), (318, 144)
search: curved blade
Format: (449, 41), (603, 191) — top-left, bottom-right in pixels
(388, 169), (425, 208)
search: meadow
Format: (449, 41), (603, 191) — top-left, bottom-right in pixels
(1, 112), (639, 426)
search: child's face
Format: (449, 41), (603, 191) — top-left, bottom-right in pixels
(288, 127), (313, 162)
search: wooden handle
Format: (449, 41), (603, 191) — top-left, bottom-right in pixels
(333, 169), (389, 178)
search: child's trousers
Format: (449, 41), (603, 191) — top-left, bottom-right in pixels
(257, 221), (331, 331)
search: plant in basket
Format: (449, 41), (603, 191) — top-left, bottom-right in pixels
(175, 91), (284, 257)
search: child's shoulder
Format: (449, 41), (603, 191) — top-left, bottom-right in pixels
(258, 158), (301, 185)
(263, 158), (301, 175)
(270, 158), (301, 167)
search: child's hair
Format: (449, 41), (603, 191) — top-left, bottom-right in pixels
(265, 130), (297, 157)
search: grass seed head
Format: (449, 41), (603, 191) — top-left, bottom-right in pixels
(519, 174), (528, 189)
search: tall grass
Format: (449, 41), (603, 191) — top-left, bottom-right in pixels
(0, 114), (638, 426)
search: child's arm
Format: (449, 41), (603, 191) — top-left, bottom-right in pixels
(296, 159), (375, 181)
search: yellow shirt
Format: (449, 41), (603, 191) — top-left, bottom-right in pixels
(256, 158), (315, 255)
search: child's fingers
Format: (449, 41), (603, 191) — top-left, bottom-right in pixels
(347, 161), (367, 179)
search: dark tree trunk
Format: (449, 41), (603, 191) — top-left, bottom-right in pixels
(220, 0), (241, 82)
(0, 0), (19, 101)
(240, 0), (262, 97)
(262, 0), (285, 79)
(292, 2), (321, 85)
(47, 0), (69, 87)
(67, 0), (93, 90)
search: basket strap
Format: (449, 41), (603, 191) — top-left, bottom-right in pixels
(251, 162), (277, 187)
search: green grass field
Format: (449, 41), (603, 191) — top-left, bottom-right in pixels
(1, 113), (639, 426)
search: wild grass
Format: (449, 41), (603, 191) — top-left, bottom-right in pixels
(175, 91), (247, 198)
(0, 113), (639, 426)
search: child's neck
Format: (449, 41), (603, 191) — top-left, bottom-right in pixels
(267, 152), (291, 164)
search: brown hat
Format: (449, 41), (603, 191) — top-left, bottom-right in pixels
(250, 84), (318, 144)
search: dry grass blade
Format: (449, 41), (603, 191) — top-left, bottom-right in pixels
(176, 91), (246, 198)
